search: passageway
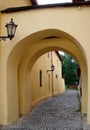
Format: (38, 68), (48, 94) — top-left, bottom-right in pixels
(1, 90), (90, 130)
(4, 29), (88, 124)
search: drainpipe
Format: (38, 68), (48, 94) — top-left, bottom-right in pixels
(51, 52), (54, 96)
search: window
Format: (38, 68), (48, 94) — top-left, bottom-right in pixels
(39, 70), (42, 87)
(31, 0), (88, 6)
(37, 0), (72, 5)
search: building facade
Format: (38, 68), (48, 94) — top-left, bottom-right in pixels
(30, 51), (65, 107)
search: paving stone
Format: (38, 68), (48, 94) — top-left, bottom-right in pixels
(0, 90), (90, 130)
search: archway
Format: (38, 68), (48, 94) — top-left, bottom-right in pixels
(6, 29), (88, 124)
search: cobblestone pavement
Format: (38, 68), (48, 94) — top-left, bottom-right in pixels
(0, 90), (90, 130)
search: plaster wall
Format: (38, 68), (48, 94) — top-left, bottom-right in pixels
(30, 52), (65, 107)
(51, 52), (65, 95)
(0, 6), (89, 124)
(0, 0), (31, 10)
(30, 52), (52, 107)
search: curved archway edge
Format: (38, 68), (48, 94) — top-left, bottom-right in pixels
(4, 29), (88, 124)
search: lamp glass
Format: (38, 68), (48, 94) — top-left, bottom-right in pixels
(5, 19), (17, 40)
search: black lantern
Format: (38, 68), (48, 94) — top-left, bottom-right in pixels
(0, 19), (17, 41)
(47, 64), (55, 72)
(51, 65), (55, 71)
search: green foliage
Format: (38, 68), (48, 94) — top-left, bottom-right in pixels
(62, 53), (79, 85)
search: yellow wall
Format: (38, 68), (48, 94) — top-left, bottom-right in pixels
(0, 13), (1, 35)
(30, 52), (65, 107)
(0, 0), (31, 10)
(30, 52), (52, 107)
(51, 52), (65, 95)
(0, 6), (89, 124)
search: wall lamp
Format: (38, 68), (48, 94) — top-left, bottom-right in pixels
(47, 64), (55, 72)
(0, 19), (17, 41)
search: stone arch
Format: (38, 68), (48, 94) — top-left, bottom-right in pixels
(6, 29), (88, 124)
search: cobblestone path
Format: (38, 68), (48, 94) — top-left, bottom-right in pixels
(0, 90), (84, 130)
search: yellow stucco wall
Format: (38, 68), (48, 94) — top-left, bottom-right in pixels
(0, 6), (90, 124)
(0, 13), (1, 34)
(30, 52), (65, 107)
(0, 0), (31, 10)
(51, 52), (65, 95)
(30, 52), (52, 107)
(0, 13), (1, 43)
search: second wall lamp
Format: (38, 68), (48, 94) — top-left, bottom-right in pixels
(47, 64), (55, 72)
